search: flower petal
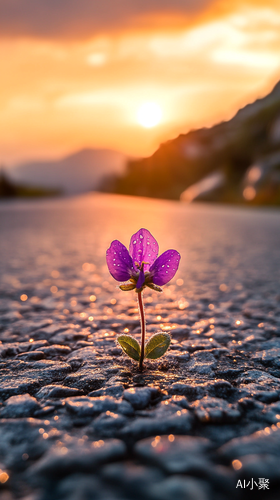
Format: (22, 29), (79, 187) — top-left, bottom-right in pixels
(150, 250), (181, 286)
(136, 269), (145, 289)
(129, 228), (159, 272)
(106, 240), (134, 282)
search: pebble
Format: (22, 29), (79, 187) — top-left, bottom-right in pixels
(63, 370), (106, 392)
(120, 408), (192, 441)
(123, 387), (160, 409)
(17, 351), (46, 361)
(187, 350), (217, 374)
(55, 474), (103, 500)
(181, 338), (220, 352)
(101, 462), (164, 496)
(31, 324), (68, 340)
(28, 439), (126, 481)
(36, 385), (83, 399)
(89, 384), (124, 398)
(169, 383), (205, 400)
(67, 346), (97, 364)
(148, 476), (209, 500)
(165, 350), (190, 362)
(0, 394), (40, 418)
(50, 329), (90, 344)
(252, 348), (280, 367)
(39, 345), (72, 358)
(237, 370), (280, 402)
(135, 434), (212, 475)
(64, 396), (118, 417)
(218, 428), (280, 459)
(202, 379), (235, 398)
(0, 376), (41, 399)
(191, 396), (241, 423)
(232, 453), (280, 483)
(92, 412), (128, 436)
(258, 400), (280, 424)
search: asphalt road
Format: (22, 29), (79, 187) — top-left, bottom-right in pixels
(0, 193), (280, 500)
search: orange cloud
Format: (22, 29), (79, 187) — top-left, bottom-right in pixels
(0, 0), (212, 39)
(0, 1), (280, 164)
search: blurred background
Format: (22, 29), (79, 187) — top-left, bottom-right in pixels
(1, 0), (280, 205)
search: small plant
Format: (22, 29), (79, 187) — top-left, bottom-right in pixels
(106, 228), (181, 370)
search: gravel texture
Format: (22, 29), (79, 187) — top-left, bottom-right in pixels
(1, 193), (280, 499)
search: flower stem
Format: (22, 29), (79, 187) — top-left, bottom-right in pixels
(137, 291), (145, 370)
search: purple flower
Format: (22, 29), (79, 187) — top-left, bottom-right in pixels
(106, 228), (181, 292)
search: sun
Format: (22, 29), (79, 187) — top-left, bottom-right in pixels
(137, 102), (162, 128)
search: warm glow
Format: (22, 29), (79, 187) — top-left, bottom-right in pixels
(0, 2), (280, 163)
(137, 102), (162, 128)
(0, 471), (9, 484)
(232, 459), (242, 470)
(243, 186), (256, 200)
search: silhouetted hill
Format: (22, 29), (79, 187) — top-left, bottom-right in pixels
(0, 169), (60, 198)
(106, 80), (280, 205)
(10, 148), (126, 195)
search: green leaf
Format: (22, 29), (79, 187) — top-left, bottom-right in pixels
(144, 333), (171, 359)
(117, 335), (140, 361)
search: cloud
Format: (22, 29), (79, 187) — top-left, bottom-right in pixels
(0, 0), (211, 39)
(1, 0), (280, 164)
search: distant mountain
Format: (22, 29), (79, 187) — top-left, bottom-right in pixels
(106, 80), (280, 205)
(9, 148), (127, 195)
(0, 169), (60, 199)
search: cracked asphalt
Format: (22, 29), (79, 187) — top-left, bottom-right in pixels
(1, 193), (280, 500)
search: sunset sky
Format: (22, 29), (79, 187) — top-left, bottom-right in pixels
(1, 0), (280, 166)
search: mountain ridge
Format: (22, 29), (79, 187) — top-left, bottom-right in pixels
(9, 147), (127, 195)
(105, 78), (280, 204)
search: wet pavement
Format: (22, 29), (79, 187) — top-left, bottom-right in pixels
(1, 193), (280, 499)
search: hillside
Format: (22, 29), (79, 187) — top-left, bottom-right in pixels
(0, 170), (61, 198)
(9, 148), (126, 195)
(104, 80), (280, 205)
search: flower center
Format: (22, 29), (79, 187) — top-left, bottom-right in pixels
(135, 261), (150, 271)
